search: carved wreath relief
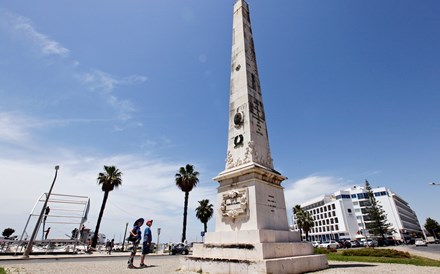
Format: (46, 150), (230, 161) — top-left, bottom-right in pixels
(220, 189), (248, 219)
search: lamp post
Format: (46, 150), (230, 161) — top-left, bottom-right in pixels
(156, 228), (161, 254)
(23, 165), (59, 258)
(122, 222), (128, 252)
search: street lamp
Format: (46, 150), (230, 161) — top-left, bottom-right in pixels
(122, 222), (129, 252)
(22, 165), (59, 258)
(156, 228), (161, 254)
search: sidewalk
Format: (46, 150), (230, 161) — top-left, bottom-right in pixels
(1, 248), (439, 274)
(0, 250), (164, 261)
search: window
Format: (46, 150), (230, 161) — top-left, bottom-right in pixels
(335, 225), (339, 230)
(332, 204), (335, 210)
(330, 219), (334, 224)
(347, 209), (352, 213)
(333, 211), (336, 217)
(359, 200), (371, 207)
(324, 213), (327, 218)
(328, 205), (331, 210)
(335, 217), (339, 223)
(326, 219), (329, 225)
(351, 194), (357, 199)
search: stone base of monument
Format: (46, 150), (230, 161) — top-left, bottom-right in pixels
(180, 230), (328, 274)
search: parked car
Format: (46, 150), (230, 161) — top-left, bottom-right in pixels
(350, 240), (362, 248)
(415, 239), (428, 247)
(171, 243), (189, 255)
(318, 240), (339, 249)
(311, 241), (320, 248)
(365, 239), (378, 247)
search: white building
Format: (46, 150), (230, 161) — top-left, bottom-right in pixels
(293, 186), (423, 243)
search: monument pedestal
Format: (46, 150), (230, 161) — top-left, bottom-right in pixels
(181, 165), (328, 273)
(181, 230), (328, 274)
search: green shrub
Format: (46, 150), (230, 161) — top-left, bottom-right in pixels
(0, 266), (6, 274)
(314, 247), (329, 254)
(314, 247), (337, 254)
(341, 248), (411, 258)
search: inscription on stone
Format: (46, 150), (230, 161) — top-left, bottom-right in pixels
(267, 195), (276, 212)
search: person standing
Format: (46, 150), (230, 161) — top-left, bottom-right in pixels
(44, 227), (51, 240)
(109, 238), (114, 255)
(140, 220), (153, 268)
(127, 218), (143, 269)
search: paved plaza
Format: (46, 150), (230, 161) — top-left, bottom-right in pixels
(1, 245), (439, 274)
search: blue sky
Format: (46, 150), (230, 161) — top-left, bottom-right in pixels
(0, 0), (439, 244)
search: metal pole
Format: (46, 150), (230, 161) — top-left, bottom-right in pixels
(156, 228), (161, 254)
(22, 165), (59, 258)
(122, 222), (128, 252)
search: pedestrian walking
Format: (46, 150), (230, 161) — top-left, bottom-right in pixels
(140, 219), (153, 268)
(105, 240), (111, 254)
(109, 239), (114, 255)
(127, 218), (143, 269)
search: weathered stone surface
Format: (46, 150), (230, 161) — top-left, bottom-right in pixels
(182, 1), (328, 273)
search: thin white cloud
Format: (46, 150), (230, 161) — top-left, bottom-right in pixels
(1, 9), (147, 123)
(0, 9), (69, 57)
(77, 70), (147, 120)
(79, 70), (147, 92)
(0, 112), (33, 143)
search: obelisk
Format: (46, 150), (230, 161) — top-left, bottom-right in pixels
(182, 1), (328, 273)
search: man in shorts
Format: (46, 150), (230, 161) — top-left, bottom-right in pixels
(140, 219), (153, 268)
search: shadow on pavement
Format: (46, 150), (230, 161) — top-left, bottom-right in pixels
(328, 263), (377, 269)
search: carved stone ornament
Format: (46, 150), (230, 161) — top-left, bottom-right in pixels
(220, 189), (248, 219)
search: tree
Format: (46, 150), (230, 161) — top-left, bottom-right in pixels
(195, 199), (214, 233)
(301, 211), (315, 241)
(2, 228), (15, 238)
(91, 165), (122, 248)
(364, 180), (391, 241)
(293, 205), (304, 240)
(175, 164), (199, 243)
(424, 218), (440, 239)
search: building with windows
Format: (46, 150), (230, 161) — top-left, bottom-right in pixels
(292, 186), (423, 242)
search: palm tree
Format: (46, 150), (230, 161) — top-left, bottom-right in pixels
(293, 205), (304, 240)
(91, 165), (122, 248)
(301, 211), (315, 241)
(195, 199), (214, 233)
(175, 164), (199, 243)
